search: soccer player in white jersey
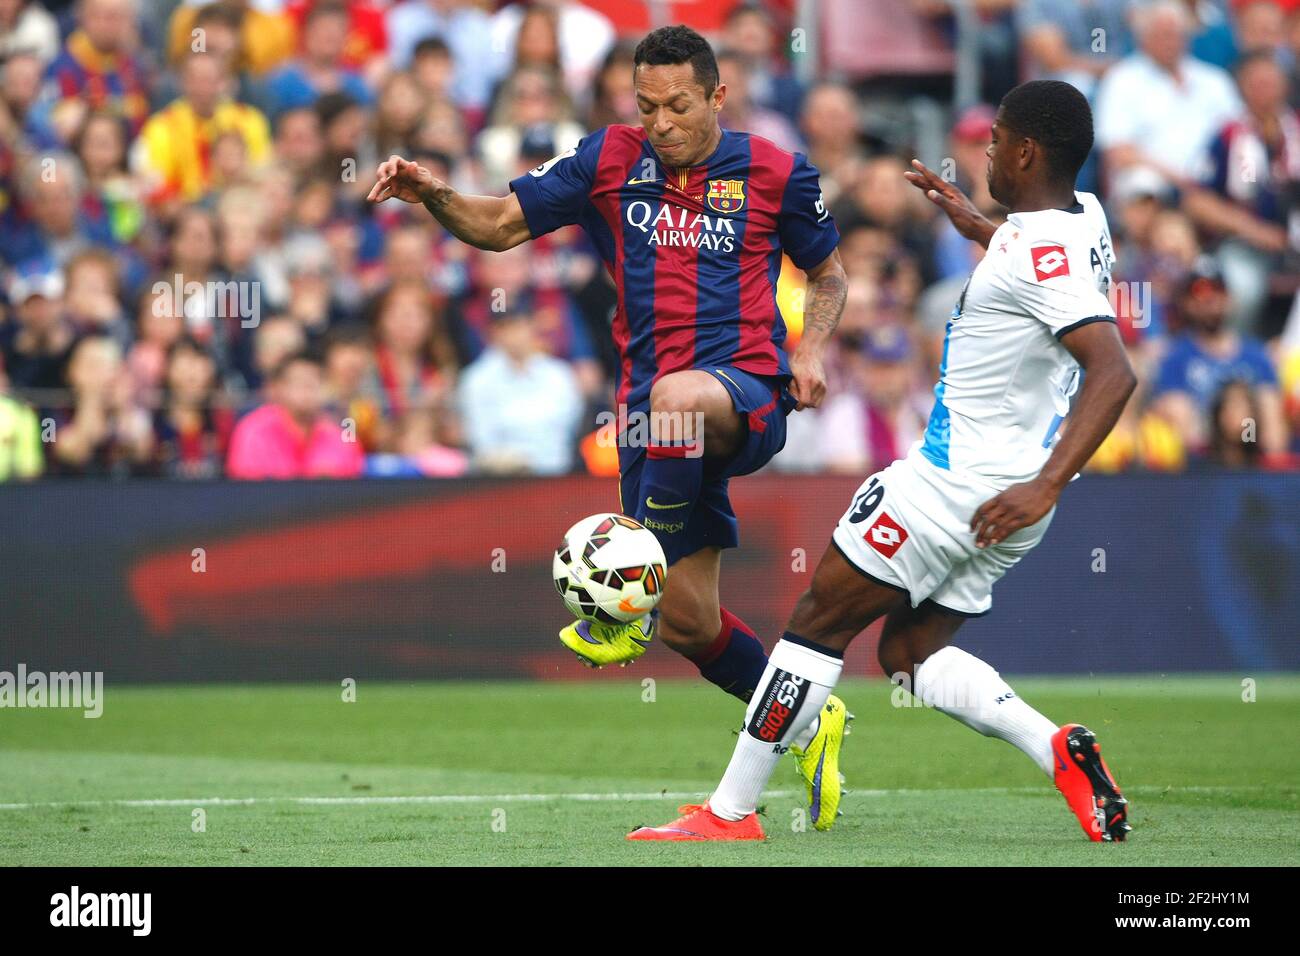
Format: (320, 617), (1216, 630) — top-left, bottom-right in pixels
(629, 80), (1137, 843)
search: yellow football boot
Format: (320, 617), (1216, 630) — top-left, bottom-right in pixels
(559, 615), (655, 668)
(789, 694), (853, 831)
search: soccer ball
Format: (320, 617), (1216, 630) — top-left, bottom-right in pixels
(552, 513), (667, 625)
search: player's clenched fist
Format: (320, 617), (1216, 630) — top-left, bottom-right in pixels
(367, 155), (444, 205)
(788, 348), (827, 411)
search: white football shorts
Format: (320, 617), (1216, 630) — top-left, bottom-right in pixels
(830, 445), (1055, 616)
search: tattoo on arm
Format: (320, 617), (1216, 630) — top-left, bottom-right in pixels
(803, 272), (848, 340)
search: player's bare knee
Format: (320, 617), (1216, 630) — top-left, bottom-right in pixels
(649, 375), (707, 419)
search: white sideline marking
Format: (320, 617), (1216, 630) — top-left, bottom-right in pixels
(0, 790), (792, 811)
(0, 784), (1267, 811)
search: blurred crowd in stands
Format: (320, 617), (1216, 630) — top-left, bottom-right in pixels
(0, 0), (1297, 481)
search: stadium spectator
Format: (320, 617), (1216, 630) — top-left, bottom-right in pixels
(386, 0), (502, 115)
(1229, 0), (1292, 62)
(127, 282), (185, 401)
(273, 106), (325, 177)
(1151, 257), (1289, 455)
(722, 3), (806, 124)
(408, 35), (455, 104)
(150, 336), (232, 478)
(1207, 377), (1267, 465)
(586, 40), (637, 130)
(48, 334), (154, 477)
(489, 0), (614, 104)
(476, 67), (584, 191)
(166, 0), (296, 77)
(368, 279), (457, 422)
(1183, 50), (1300, 335)
(0, 152), (116, 269)
(1018, 0), (1137, 99)
(0, 0), (60, 67)
(0, 365), (43, 480)
(799, 82), (862, 207)
(817, 324), (929, 476)
(716, 47), (803, 153)
(250, 314), (307, 394)
(833, 154), (936, 289)
(281, 232), (351, 339)
(226, 350), (364, 478)
(364, 404), (468, 477)
(314, 90), (374, 200)
(322, 323), (385, 451)
(2, 51), (60, 150)
(459, 242), (599, 397)
(931, 104), (1000, 281)
(263, 0), (373, 117)
(132, 51), (272, 206)
(42, 0), (150, 140)
(1179, 0), (1240, 69)
(73, 111), (146, 247)
(457, 308), (581, 475)
(0, 260), (74, 402)
(285, 0), (389, 83)
(1095, 0), (1241, 184)
(374, 70), (425, 157)
(64, 248), (129, 348)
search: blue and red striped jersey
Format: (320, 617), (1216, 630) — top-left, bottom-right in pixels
(509, 125), (839, 411)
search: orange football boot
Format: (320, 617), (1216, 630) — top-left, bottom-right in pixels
(626, 803), (765, 842)
(1052, 724), (1131, 842)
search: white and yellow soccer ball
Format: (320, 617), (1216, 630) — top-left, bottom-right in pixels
(552, 513), (667, 625)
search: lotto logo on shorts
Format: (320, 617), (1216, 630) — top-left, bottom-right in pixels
(1031, 244), (1070, 282)
(864, 512), (908, 558)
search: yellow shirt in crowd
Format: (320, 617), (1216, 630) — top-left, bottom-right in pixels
(133, 97), (271, 203)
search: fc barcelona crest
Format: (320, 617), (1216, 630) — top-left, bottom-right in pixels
(706, 179), (746, 214)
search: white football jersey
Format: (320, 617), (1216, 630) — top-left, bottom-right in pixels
(917, 191), (1116, 486)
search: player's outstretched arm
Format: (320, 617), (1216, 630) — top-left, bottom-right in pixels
(789, 249), (848, 410)
(904, 160), (998, 249)
(366, 155), (532, 252)
(971, 321), (1137, 548)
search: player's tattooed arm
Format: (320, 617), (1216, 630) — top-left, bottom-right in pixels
(971, 321), (1137, 548)
(367, 155), (532, 251)
(904, 160), (998, 249)
(789, 249), (848, 410)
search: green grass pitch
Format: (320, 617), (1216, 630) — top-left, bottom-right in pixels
(1, 676), (1297, 866)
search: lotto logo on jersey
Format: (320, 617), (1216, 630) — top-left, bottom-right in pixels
(705, 178), (746, 213)
(1031, 244), (1070, 282)
(864, 512), (908, 558)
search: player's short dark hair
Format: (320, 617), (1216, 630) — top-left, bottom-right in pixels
(997, 80), (1094, 180)
(633, 25), (719, 95)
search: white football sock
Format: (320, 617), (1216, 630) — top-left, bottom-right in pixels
(792, 714), (820, 751)
(710, 638), (843, 821)
(912, 645), (1057, 777)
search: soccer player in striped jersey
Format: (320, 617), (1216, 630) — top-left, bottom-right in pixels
(367, 26), (852, 828)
